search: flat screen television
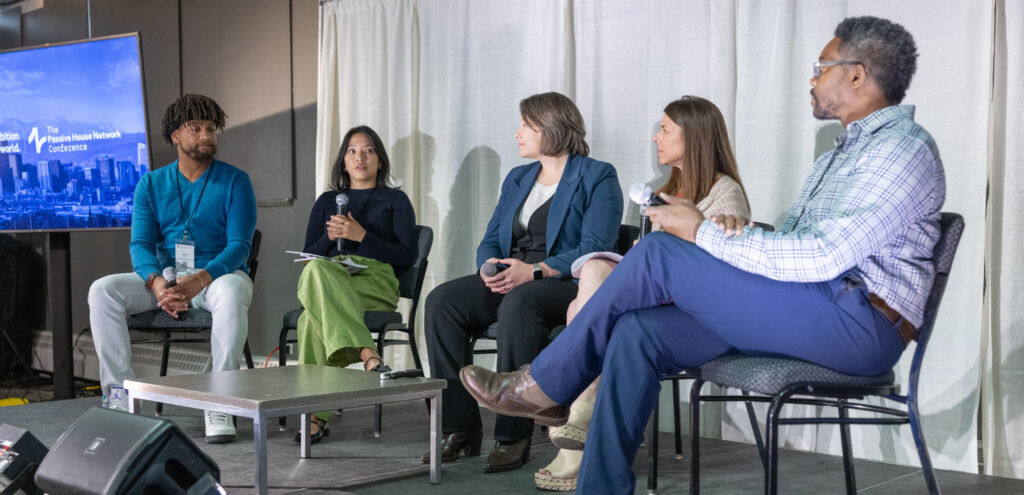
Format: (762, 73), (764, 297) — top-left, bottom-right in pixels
(0, 33), (150, 232)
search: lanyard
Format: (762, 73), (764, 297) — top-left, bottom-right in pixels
(175, 162), (214, 240)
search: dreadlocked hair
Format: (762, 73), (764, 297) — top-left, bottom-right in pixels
(161, 94), (227, 145)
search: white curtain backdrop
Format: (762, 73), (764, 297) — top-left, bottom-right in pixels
(983, 0), (1024, 479)
(317, 0), (1019, 476)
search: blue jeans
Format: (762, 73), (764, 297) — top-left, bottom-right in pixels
(529, 233), (906, 494)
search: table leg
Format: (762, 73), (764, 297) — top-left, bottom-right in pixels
(300, 412), (311, 458)
(430, 391), (441, 484)
(253, 414), (268, 495)
(129, 397), (141, 414)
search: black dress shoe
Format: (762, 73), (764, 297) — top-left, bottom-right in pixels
(420, 429), (483, 464)
(484, 438), (532, 473)
(293, 416), (329, 444)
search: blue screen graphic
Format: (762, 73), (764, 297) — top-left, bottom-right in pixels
(0, 34), (149, 231)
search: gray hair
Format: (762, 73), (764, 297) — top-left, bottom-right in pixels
(834, 16), (918, 104)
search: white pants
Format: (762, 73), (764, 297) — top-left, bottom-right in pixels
(88, 271), (253, 395)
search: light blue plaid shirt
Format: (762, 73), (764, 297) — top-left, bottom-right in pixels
(696, 105), (946, 328)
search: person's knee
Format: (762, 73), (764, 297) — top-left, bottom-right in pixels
(580, 259), (614, 282)
(606, 312), (655, 353)
(425, 279), (463, 316)
(208, 273), (252, 309)
(88, 274), (122, 308)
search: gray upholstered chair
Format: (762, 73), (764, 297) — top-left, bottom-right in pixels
(277, 225), (433, 433)
(685, 212), (964, 495)
(647, 221), (775, 493)
(119, 229), (262, 415)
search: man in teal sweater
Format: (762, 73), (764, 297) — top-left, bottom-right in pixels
(88, 94), (257, 443)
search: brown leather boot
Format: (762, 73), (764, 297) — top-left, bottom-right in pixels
(459, 364), (568, 427)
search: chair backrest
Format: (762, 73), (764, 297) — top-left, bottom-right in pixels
(247, 229), (263, 282)
(396, 225), (433, 302)
(616, 224), (641, 255)
(907, 212), (964, 395)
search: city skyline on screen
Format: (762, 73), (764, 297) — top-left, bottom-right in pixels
(0, 34), (151, 232)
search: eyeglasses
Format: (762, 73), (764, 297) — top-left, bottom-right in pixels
(812, 60), (861, 78)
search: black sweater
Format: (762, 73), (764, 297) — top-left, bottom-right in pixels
(303, 187), (417, 272)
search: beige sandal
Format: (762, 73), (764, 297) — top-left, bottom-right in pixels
(534, 449), (583, 491)
(549, 399), (592, 450)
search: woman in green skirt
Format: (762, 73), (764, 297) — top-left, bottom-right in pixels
(295, 125), (416, 443)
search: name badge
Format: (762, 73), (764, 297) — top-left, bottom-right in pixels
(175, 237), (196, 276)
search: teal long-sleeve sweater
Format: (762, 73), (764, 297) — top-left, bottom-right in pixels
(130, 159), (257, 281)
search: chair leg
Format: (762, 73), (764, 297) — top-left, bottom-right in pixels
(908, 396), (941, 494)
(690, 379), (704, 495)
(156, 340), (171, 415)
(406, 329), (423, 370)
(672, 379), (683, 459)
(743, 390), (769, 472)
(374, 404), (383, 438)
(838, 401), (857, 495)
(243, 340), (254, 369)
(648, 394), (659, 493)
(765, 397), (784, 495)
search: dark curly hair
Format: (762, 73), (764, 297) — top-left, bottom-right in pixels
(161, 94), (227, 145)
(834, 16), (918, 104)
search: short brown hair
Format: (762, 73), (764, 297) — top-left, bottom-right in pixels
(657, 96), (749, 210)
(519, 92), (589, 157)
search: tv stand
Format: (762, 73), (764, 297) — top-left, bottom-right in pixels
(46, 232), (74, 400)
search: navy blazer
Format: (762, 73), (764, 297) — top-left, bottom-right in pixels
(476, 154), (623, 277)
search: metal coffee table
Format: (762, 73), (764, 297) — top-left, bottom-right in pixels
(123, 365), (445, 494)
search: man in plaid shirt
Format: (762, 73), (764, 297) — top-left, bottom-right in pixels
(459, 16), (945, 494)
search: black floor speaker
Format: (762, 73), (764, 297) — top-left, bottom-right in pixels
(34, 407), (219, 495)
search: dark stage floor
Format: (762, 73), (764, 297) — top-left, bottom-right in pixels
(1, 397), (1021, 494)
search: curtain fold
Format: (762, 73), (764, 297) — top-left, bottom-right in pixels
(317, 0), (1017, 475)
(983, 0), (1024, 478)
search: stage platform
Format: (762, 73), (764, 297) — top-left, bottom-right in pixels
(1, 397), (1020, 494)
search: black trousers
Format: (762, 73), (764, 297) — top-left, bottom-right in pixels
(424, 273), (578, 441)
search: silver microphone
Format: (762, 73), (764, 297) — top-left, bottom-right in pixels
(335, 193), (349, 252)
(162, 266), (177, 288)
(629, 182), (667, 238)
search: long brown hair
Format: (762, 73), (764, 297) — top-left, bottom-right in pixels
(656, 96), (749, 211)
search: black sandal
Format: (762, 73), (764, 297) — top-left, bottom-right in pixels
(293, 416), (329, 444)
(364, 356), (392, 373)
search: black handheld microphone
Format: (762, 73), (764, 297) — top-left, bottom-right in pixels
(335, 192), (349, 252)
(480, 262), (508, 277)
(629, 182), (667, 238)
(162, 267), (177, 288)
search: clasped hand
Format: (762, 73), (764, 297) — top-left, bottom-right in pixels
(326, 213), (367, 242)
(152, 273), (206, 318)
(480, 258), (533, 294)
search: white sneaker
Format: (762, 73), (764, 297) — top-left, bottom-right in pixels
(204, 410), (237, 443)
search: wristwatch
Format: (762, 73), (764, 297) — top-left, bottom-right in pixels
(532, 263), (543, 280)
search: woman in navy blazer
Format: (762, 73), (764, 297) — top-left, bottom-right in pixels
(423, 92), (623, 473)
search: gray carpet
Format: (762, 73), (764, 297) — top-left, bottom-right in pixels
(0, 397), (1021, 494)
